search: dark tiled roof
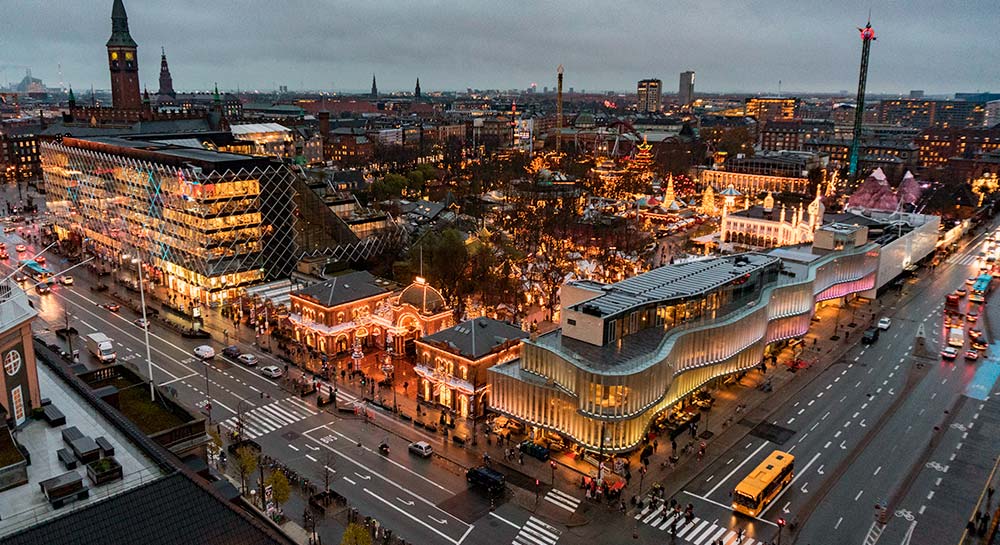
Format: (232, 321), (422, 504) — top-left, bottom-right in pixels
(1, 473), (291, 545)
(294, 270), (390, 308)
(420, 317), (527, 360)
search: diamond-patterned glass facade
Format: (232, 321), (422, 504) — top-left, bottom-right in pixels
(41, 139), (405, 305)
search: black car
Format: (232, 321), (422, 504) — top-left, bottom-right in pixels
(518, 440), (550, 461)
(466, 466), (506, 492)
(222, 345), (241, 359)
(862, 327), (879, 344)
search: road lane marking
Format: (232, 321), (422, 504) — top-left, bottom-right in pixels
(835, 517), (843, 529)
(362, 488), (464, 545)
(288, 444), (299, 452)
(159, 372), (198, 385)
(874, 466), (881, 475)
(854, 490), (864, 501)
(342, 476), (356, 485)
(682, 490), (777, 528)
(706, 442), (770, 496)
(488, 512), (520, 529)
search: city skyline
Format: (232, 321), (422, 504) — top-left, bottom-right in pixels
(3, 0), (999, 96)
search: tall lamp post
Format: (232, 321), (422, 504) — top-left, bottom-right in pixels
(134, 256), (155, 402)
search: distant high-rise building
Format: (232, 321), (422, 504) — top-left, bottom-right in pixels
(371, 74), (378, 99)
(637, 78), (662, 113)
(679, 71), (695, 106)
(106, 0), (141, 110)
(156, 47), (175, 99)
(909, 90), (924, 98)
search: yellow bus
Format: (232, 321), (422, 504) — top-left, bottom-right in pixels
(732, 450), (795, 517)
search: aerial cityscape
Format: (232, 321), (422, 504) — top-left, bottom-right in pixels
(2, 2), (1000, 545)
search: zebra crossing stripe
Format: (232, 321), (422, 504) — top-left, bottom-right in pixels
(691, 523), (719, 545)
(701, 527), (728, 545)
(511, 517), (559, 545)
(677, 518), (703, 538)
(642, 505), (665, 524)
(543, 489), (580, 512)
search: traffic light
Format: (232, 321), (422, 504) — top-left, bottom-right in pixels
(535, 479), (540, 487)
(777, 517), (786, 528)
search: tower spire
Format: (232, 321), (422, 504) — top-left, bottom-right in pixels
(107, 0), (137, 48)
(371, 74), (378, 99)
(106, 0), (141, 110)
(414, 77), (421, 99)
(157, 46), (175, 98)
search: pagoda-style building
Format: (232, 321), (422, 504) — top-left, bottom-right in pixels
(630, 134), (655, 173)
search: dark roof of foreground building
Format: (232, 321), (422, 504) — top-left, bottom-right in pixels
(294, 270), (392, 307)
(419, 317), (527, 360)
(1, 473), (285, 545)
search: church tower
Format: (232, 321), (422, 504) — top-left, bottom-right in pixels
(107, 0), (142, 110)
(157, 47), (175, 98)
(371, 74), (378, 99)
(414, 78), (421, 98)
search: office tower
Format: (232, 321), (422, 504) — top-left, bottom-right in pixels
(637, 78), (662, 112)
(679, 71), (695, 106)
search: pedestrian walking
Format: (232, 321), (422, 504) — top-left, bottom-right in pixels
(989, 486), (995, 503)
(653, 439), (658, 453)
(519, 452), (524, 465)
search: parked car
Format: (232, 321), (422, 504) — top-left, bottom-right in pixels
(408, 441), (433, 458)
(193, 345), (215, 359)
(965, 350), (980, 361)
(259, 365), (283, 378)
(518, 440), (550, 461)
(941, 346), (959, 360)
(877, 317), (891, 330)
(237, 354), (258, 367)
(222, 345), (241, 359)
(466, 466), (506, 492)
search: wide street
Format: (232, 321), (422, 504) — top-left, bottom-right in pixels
(8, 207), (1000, 545)
(627, 222), (1000, 545)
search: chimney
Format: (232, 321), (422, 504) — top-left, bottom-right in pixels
(318, 111), (330, 137)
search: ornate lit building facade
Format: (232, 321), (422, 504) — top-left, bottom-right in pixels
(721, 190), (825, 248)
(488, 226), (879, 453)
(700, 169), (810, 194)
(414, 317), (526, 418)
(288, 273), (452, 355)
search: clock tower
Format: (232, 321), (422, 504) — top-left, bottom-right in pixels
(106, 0), (141, 110)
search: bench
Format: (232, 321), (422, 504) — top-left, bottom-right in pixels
(95, 436), (114, 457)
(40, 471), (89, 509)
(43, 405), (66, 427)
(57, 448), (77, 469)
(61, 426), (83, 445)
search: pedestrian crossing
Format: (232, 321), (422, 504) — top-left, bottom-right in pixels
(543, 488), (582, 512)
(634, 504), (763, 545)
(948, 254), (979, 266)
(219, 398), (317, 439)
(512, 516), (561, 545)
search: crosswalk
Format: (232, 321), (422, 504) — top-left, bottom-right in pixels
(512, 516), (561, 545)
(634, 504), (764, 545)
(219, 398), (317, 439)
(948, 254), (979, 266)
(543, 488), (581, 512)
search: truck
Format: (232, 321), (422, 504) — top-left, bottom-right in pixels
(947, 327), (965, 348)
(84, 333), (116, 363)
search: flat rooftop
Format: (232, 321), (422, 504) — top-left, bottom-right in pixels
(0, 364), (164, 535)
(572, 253), (779, 318)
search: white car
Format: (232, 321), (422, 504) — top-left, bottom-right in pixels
(260, 365), (283, 378)
(59, 275), (74, 286)
(877, 317), (891, 330)
(193, 345), (215, 359)
(134, 318), (150, 329)
(408, 441), (433, 458)
(237, 353), (258, 366)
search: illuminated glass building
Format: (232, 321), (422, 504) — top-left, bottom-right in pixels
(489, 225), (879, 453)
(42, 135), (403, 307)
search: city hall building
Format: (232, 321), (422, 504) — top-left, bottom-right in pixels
(488, 224), (879, 453)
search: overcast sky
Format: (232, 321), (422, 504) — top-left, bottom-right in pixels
(2, 0), (998, 96)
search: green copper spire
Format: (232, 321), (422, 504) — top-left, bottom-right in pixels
(213, 83), (221, 103)
(107, 0), (137, 48)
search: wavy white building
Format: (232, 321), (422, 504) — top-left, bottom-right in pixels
(489, 224), (879, 453)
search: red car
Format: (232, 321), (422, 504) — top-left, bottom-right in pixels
(965, 350), (980, 361)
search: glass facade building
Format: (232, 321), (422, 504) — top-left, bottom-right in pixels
(41, 137), (298, 305)
(489, 239), (879, 454)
